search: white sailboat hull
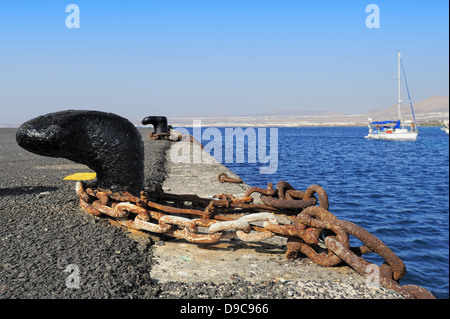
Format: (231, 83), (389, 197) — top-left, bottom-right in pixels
(365, 130), (418, 140)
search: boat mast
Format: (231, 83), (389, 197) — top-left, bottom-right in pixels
(397, 51), (404, 127)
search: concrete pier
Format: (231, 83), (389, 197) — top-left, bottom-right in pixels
(0, 128), (403, 299)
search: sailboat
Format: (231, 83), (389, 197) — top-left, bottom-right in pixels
(365, 51), (419, 141)
(441, 120), (449, 134)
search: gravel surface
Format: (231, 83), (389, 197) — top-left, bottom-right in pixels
(0, 128), (163, 298)
(0, 128), (403, 300)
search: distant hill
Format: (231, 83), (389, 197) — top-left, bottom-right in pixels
(163, 95), (449, 127)
(414, 95), (449, 113)
(368, 95), (449, 123)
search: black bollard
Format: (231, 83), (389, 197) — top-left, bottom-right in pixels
(16, 110), (144, 195)
(141, 116), (169, 134)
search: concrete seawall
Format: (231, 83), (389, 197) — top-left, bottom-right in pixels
(0, 128), (403, 299)
(144, 131), (404, 299)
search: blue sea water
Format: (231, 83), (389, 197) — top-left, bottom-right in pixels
(183, 126), (449, 299)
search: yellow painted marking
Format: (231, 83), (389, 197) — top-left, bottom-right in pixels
(63, 172), (97, 181)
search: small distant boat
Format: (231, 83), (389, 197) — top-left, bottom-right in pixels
(365, 51), (418, 141)
(441, 120), (449, 134)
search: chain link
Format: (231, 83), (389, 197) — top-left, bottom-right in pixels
(74, 180), (435, 299)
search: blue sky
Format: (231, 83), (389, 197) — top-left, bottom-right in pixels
(0, 0), (448, 125)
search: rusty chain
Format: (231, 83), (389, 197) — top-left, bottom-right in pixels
(148, 131), (205, 150)
(75, 179), (435, 299)
(148, 131), (181, 141)
(217, 173), (243, 184)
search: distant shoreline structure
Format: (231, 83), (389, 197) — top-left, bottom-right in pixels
(2, 118), (448, 129)
(163, 119), (448, 128)
(165, 95), (448, 128)
(1, 120), (447, 129)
